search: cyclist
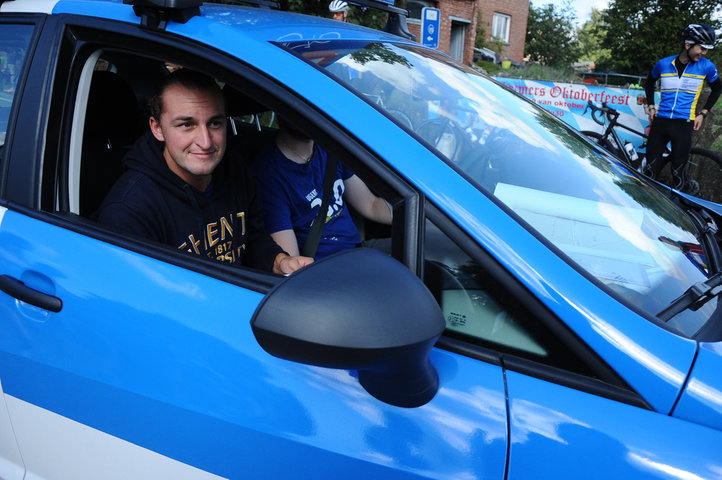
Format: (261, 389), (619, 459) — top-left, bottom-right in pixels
(329, 0), (349, 22)
(644, 23), (721, 191)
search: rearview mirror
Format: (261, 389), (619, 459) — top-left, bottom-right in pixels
(251, 248), (445, 407)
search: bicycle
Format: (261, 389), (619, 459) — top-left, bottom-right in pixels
(581, 100), (722, 203)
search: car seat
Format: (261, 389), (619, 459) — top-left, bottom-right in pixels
(80, 70), (139, 217)
(222, 85), (276, 162)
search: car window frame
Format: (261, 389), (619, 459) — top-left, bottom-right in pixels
(0, 19), (38, 145)
(0, 13), (46, 205)
(23, 15), (420, 293)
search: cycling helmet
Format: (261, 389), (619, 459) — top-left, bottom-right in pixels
(682, 23), (716, 49)
(329, 0), (348, 13)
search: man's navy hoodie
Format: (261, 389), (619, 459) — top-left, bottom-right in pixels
(96, 131), (284, 271)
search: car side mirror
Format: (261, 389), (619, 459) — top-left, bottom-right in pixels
(251, 248), (445, 408)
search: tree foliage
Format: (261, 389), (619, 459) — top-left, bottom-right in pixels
(279, 0), (327, 17)
(475, 10), (487, 50)
(279, 0), (387, 29)
(576, 8), (612, 70)
(599, 0), (721, 75)
(524, 1), (581, 67)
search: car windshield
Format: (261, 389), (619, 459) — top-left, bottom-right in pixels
(281, 40), (715, 337)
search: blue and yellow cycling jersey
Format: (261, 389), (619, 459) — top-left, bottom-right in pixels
(651, 55), (719, 120)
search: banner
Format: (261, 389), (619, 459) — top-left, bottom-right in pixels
(493, 77), (658, 153)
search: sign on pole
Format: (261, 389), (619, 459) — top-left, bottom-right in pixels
(421, 7), (440, 49)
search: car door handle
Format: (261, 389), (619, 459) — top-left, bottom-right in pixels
(0, 275), (63, 312)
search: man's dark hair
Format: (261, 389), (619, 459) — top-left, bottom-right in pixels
(149, 68), (224, 120)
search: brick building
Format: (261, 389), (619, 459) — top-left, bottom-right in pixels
(405, 0), (529, 65)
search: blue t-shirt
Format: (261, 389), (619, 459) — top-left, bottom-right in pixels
(252, 142), (361, 259)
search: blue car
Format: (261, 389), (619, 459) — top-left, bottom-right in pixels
(1, 0), (721, 478)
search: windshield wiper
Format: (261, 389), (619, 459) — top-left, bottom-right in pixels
(657, 272), (722, 322)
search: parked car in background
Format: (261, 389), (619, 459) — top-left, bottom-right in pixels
(474, 46), (499, 63)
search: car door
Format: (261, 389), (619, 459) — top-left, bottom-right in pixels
(0, 13), (510, 479)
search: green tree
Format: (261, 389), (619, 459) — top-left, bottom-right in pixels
(280, 0), (387, 29)
(525, 1), (581, 67)
(600, 0), (721, 75)
(475, 10), (487, 49)
(349, 6), (387, 30)
(280, 0), (326, 16)
(577, 8), (612, 70)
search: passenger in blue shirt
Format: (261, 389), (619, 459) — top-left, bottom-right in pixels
(644, 23), (721, 191)
(252, 120), (392, 260)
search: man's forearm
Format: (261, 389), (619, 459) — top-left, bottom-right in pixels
(701, 78), (722, 113)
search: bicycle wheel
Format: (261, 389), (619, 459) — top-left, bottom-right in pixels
(686, 148), (722, 203)
(581, 130), (623, 160)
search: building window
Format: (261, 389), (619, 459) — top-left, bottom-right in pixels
(407, 0), (431, 20)
(492, 12), (510, 43)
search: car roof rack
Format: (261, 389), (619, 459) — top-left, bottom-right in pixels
(124, 0), (413, 40)
(124, 0), (202, 29)
(125, 0), (279, 29)
(349, 0), (415, 41)
(222, 0), (280, 8)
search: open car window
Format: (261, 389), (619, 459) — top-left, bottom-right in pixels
(53, 39), (401, 281)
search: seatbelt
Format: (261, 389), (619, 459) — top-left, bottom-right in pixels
(301, 152), (338, 258)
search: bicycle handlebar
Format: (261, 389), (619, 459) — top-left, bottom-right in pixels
(584, 100), (619, 126)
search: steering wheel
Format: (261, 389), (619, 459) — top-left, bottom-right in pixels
(416, 117), (467, 163)
(386, 109), (414, 131)
(457, 126), (506, 189)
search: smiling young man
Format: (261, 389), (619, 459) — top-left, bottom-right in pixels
(97, 68), (312, 274)
(644, 23), (721, 191)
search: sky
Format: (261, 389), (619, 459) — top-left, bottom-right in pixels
(530, 0), (611, 25)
